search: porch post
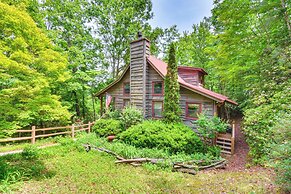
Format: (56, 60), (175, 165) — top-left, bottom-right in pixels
(99, 96), (103, 116)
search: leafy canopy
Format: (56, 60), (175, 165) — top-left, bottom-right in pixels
(0, 2), (70, 133)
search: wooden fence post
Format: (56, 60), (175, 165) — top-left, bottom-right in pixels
(31, 126), (36, 144)
(71, 124), (75, 138)
(88, 122), (91, 133)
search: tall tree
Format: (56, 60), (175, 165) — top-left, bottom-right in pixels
(163, 43), (181, 123)
(0, 2), (70, 135)
(210, 0), (291, 162)
(27, 0), (104, 120)
(88, 0), (153, 78)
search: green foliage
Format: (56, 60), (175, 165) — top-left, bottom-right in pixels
(118, 120), (203, 154)
(21, 145), (39, 160)
(196, 114), (228, 144)
(269, 113), (291, 192)
(92, 119), (123, 137)
(120, 106), (143, 129)
(88, 0), (153, 78)
(163, 43), (181, 123)
(103, 109), (122, 120)
(243, 85), (291, 163)
(0, 2), (70, 132)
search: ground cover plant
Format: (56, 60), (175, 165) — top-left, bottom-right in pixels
(0, 133), (278, 193)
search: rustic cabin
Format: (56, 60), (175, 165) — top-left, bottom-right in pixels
(96, 33), (238, 154)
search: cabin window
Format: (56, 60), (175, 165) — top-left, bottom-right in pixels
(123, 99), (130, 107)
(186, 103), (201, 119)
(152, 101), (163, 118)
(152, 81), (163, 95)
(124, 82), (130, 95)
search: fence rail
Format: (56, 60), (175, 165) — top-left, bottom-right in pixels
(0, 122), (95, 144)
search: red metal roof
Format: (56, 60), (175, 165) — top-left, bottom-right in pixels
(178, 66), (208, 75)
(147, 55), (238, 105)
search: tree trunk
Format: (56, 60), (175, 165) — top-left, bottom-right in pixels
(73, 90), (81, 117)
(82, 85), (86, 119)
(281, 0), (291, 35)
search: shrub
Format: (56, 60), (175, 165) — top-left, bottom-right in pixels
(92, 119), (123, 137)
(243, 86), (291, 164)
(103, 109), (122, 120)
(269, 113), (291, 192)
(120, 106), (143, 129)
(118, 120), (203, 154)
(196, 114), (228, 145)
(21, 145), (39, 160)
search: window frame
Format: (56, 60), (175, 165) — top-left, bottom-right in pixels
(123, 99), (130, 108)
(185, 102), (202, 120)
(152, 81), (164, 96)
(123, 82), (130, 96)
(152, 101), (163, 118)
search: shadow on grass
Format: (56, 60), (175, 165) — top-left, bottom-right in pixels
(0, 153), (56, 192)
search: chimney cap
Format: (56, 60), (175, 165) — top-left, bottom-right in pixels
(137, 31), (143, 38)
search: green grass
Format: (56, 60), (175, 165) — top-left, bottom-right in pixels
(0, 137), (59, 153)
(0, 134), (278, 193)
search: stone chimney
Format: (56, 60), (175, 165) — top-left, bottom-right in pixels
(129, 32), (150, 116)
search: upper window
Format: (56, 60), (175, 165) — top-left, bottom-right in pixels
(152, 81), (163, 95)
(186, 103), (201, 119)
(152, 101), (163, 118)
(124, 82), (130, 95)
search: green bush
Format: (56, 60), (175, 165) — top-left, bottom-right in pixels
(118, 120), (203, 154)
(103, 109), (122, 120)
(92, 119), (123, 137)
(269, 113), (291, 192)
(120, 106), (143, 129)
(243, 86), (291, 164)
(196, 114), (228, 146)
(21, 145), (39, 160)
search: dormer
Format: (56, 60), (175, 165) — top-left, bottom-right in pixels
(178, 66), (208, 86)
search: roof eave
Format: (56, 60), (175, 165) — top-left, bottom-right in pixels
(95, 65), (130, 97)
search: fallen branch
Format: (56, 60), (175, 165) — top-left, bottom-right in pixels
(198, 159), (227, 170)
(82, 144), (124, 160)
(82, 144), (228, 175)
(116, 158), (164, 164)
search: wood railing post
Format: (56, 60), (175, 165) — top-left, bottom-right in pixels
(88, 122), (91, 133)
(232, 121), (235, 139)
(31, 126), (36, 144)
(71, 124), (75, 138)
(231, 121), (235, 154)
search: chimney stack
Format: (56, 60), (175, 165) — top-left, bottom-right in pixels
(129, 32), (150, 116)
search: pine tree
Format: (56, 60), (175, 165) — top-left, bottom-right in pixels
(163, 43), (181, 123)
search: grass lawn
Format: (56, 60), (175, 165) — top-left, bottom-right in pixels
(0, 134), (278, 193)
(0, 137), (58, 153)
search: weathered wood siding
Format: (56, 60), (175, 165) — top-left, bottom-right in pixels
(178, 69), (200, 86)
(180, 87), (215, 128)
(145, 63), (215, 121)
(130, 38), (150, 116)
(145, 64), (164, 118)
(106, 69), (130, 109)
(179, 87), (215, 119)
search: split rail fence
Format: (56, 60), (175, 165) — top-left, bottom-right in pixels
(0, 122), (95, 144)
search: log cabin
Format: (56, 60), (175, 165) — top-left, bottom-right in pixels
(95, 33), (237, 127)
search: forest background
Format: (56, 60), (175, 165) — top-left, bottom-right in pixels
(0, 0), (290, 169)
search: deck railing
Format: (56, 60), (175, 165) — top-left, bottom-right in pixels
(0, 122), (95, 144)
(215, 122), (235, 154)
